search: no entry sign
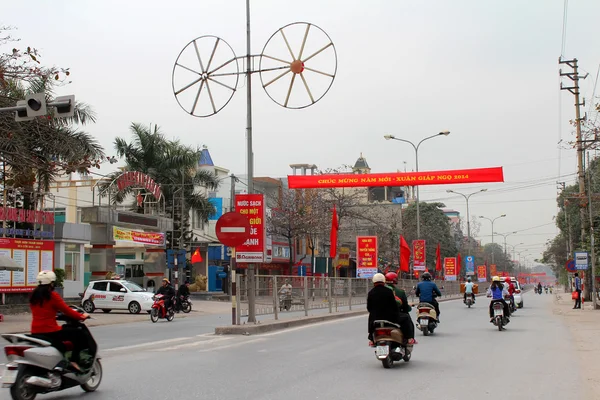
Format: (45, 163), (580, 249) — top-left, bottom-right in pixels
(216, 212), (251, 247)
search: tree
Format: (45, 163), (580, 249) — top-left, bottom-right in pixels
(99, 123), (219, 248)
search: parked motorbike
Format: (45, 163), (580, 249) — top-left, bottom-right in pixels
(372, 320), (412, 369)
(174, 295), (192, 314)
(1, 306), (102, 400)
(416, 303), (438, 336)
(464, 293), (474, 308)
(150, 294), (175, 323)
(491, 300), (509, 331)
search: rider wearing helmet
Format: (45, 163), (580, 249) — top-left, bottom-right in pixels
(385, 272), (416, 344)
(464, 277), (475, 304)
(30, 270), (90, 372)
(415, 271), (442, 322)
(487, 276), (510, 322)
(367, 273), (402, 344)
(156, 278), (176, 311)
(504, 277), (515, 309)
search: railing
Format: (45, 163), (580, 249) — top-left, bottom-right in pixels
(235, 275), (467, 321)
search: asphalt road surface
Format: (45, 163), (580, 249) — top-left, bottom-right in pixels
(4, 292), (582, 400)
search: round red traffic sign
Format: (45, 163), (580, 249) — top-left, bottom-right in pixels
(216, 212), (251, 247)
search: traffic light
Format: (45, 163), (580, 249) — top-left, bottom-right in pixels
(53, 95), (75, 118)
(15, 93), (47, 121)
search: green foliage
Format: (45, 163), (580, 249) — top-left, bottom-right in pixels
(54, 268), (65, 288)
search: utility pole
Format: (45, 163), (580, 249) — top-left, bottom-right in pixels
(230, 174), (238, 324)
(560, 57), (589, 299)
(176, 171), (185, 291)
(586, 154), (598, 309)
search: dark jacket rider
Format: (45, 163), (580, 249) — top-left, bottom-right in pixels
(367, 273), (402, 342)
(156, 278), (176, 310)
(415, 272), (442, 322)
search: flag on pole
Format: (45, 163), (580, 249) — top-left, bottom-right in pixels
(191, 248), (203, 264)
(330, 204), (339, 258)
(435, 243), (442, 271)
(400, 236), (411, 273)
(456, 253), (462, 278)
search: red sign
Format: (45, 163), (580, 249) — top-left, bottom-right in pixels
(287, 167), (504, 189)
(216, 212), (251, 247)
(0, 207), (54, 225)
(477, 265), (487, 282)
(413, 240), (426, 271)
(0, 238), (54, 293)
(444, 257), (457, 280)
(490, 264), (497, 277)
(356, 236), (378, 278)
(234, 194), (266, 263)
(116, 171), (162, 200)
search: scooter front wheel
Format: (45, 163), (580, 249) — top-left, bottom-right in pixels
(81, 359), (102, 392)
(150, 308), (159, 323)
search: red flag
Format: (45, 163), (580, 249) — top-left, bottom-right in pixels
(330, 204), (339, 258)
(400, 236), (411, 273)
(456, 253), (462, 277)
(191, 248), (203, 264)
(435, 243), (441, 271)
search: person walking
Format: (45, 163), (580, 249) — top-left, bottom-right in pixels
(573, 273), (582, 309)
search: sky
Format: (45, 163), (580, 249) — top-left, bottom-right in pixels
(3, 0), (600, 263)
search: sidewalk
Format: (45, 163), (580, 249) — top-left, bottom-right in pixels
(0, 300), (232, 334)
(552, 289), (600, 400)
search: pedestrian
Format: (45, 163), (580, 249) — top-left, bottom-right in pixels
(573, 272), (582, 309)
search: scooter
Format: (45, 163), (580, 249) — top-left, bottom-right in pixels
(371, 320), (412, 369)
(1, 306), (102, 400)
(464, 293), (475, 308)
(150, 294), (175, 323)
(491, 300), (510, 331)
(416, 302), (438, 336)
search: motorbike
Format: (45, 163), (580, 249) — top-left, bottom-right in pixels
(416, 302), (438, 336)
(150, 294), (175, 323)
(279, 293), (292, 311)
(464, 293), (474, 308)
(174, 295), (192, 314)
(372, 320), (412, 369)
(491, 300), (509, 331)
(505, 296), (517, 313)
(1, 306), (102, 400)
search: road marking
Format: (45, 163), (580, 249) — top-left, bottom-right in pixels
(156, 337), (231, 351)
(220, 227), (246, 233)
(197, 338), (265, 353)
(104, 336), (195, 352)
(255, 314), (366, 337)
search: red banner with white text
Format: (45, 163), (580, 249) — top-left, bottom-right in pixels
(412, 240), (426, 271)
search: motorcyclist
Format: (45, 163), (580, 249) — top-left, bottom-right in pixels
(176, 280), (190, 311)
(367, 273), (402, 345)
(504, 277), (515, 309)
(537, 282), (542, 295)
(415, 271), (442, 322)
(464, 278), (475, 304)
(487, 276), (510, 322)
(385, 272), (416, 344)
(156, 278), (176, 311)
(29, 270), (90, 372)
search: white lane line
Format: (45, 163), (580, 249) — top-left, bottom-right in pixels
(254, 314), (366, 338)
(197, 338), (265, 353)
(156, 337), (232, 351)
(104, 336), (195, 352)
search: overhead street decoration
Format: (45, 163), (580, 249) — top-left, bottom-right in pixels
(287, 167), (504, 189)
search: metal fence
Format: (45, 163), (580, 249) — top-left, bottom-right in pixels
(235, 275), (467, 321)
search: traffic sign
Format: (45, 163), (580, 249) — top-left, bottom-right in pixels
(574, 252), (589, 270)
(216, 212), (251, 247)
(566, 259), (577, 273)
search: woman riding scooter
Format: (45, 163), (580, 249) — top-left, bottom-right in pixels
(487, 276), (510, 323)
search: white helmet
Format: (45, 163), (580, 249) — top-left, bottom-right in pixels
(37, 270), (56, 285)
(372, 273), (386, 284)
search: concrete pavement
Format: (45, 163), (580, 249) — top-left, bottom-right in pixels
(10, 290), (586, 400)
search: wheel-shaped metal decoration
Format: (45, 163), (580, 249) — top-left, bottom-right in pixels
(259, 22), (337, 109)
(172, 36), (239, 117)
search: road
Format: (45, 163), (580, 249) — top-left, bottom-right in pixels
(3, 292), (584, 400)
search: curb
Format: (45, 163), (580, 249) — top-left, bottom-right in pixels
(214, 293), (485, 335)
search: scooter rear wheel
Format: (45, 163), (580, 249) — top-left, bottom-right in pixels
(382, 356), (394, 369)
(10, 365), (37, 400)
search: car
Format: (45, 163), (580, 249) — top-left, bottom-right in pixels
(504, 277), (524, 308)
(81, 279), (155, 314)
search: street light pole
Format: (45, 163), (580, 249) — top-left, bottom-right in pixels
(446, 189), (487, 259)
(384, 130), (450, 238)
(478, 214), (506, 265)
(494, 231), (517, 269)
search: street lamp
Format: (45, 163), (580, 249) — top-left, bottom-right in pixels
(494, 231), (517, 268)
(478, 214), (506, 265)
(446, 189), (487, 258)
(507, 243), (525, 263)
(384, 130), (450, 238)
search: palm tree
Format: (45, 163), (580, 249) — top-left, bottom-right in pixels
(100, 123), (219, 248)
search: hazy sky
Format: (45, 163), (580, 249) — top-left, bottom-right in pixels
(4, 0), (600, 262)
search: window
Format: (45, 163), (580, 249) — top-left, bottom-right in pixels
(109, 282), (124, 292)
(45, 207), (66, 223)
(64, 244), (80, 281)
(92, 281), (108, 291)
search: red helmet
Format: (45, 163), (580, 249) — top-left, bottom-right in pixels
(505, 277), (511, 283)
(385, 272), (398, 284)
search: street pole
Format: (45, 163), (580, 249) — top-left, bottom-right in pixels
(176, 169), (185, 291)
(245, 0), (257, 323)
(479, 214), (506, 267)
(230, 174), (238, 323)
(586, 157), (597, 309)
(447, 189), (487, 259)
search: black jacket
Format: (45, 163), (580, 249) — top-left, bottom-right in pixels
(367, 284), (401, 333)
(157, 284), (175, 298)
(177, 285), (190, 297)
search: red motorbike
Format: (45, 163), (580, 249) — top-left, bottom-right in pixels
(150, 294), (175, 323)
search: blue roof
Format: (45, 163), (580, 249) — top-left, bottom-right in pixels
(198, 147), (214, 166)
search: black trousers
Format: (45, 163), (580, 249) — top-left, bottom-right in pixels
(398, 312), (415, 340)
(574, 289), (582, 308)
(32, 326), (87, 363)
(431, 299), (440, 318)
(464, 293), (475, 302)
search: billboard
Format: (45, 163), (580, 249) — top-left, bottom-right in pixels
(356, 236), (378, 278)
(113, 226), (165, 246)
(0, 238), (54, 293)
(235, 194), (266, 263)
(412, 240), (426, 271)
(444, 257), (457, 281)
(477, 265), (487, 282)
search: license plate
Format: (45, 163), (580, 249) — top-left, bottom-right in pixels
(376, 346), (389, 357)
(1, 368), (17, 386)
(419, 318), (428, 325)
(494, 309), (503, 316)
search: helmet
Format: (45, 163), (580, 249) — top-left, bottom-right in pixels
(162, 278), (170, 284)
(421, 272), (432, 281)
(505, 277), (511, 283)
(372, 273), (386, 284)
(37, 270), (56, 285)
(385, 272), (398, 284)
(467, 278), (471, 282)
(492, 276), (500, 282)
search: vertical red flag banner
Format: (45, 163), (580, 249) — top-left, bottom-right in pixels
(400, 236), (411, 273)
(191, 248), (203, 264)
(435, 243), (441, 271)
(477, 265), (487, 282)
(356, 236), (378, 279)
(412, 240), (426, 271)
(456, 253), (462, 278)
(234, 194), (266, 263)
(490, 264), (497, 277)
(444, 257), (457, 281)
(330, 204), (339, 258)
